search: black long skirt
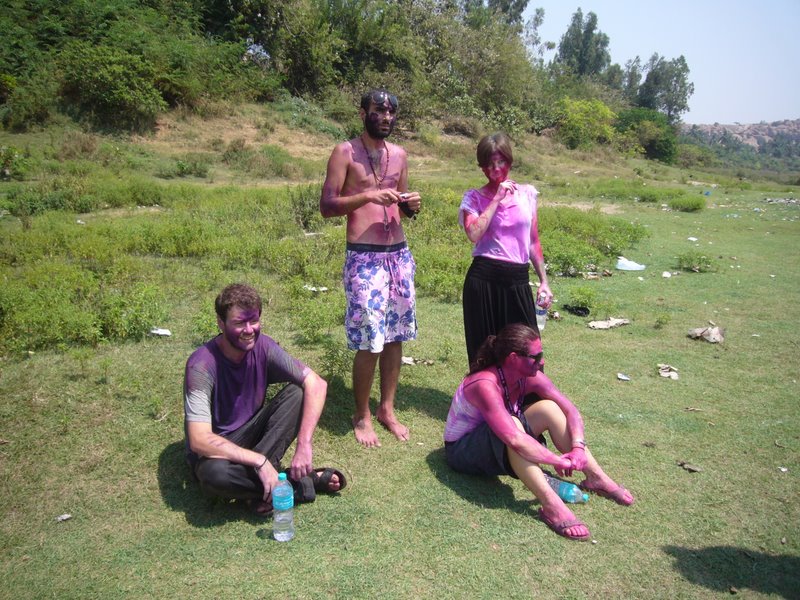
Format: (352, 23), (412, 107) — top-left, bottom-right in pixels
(462, 256), (538, 367)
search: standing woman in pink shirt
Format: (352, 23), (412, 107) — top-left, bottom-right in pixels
(460, 132), (553, 367)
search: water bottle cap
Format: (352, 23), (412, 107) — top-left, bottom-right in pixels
(582, 493), (590, 502)
(278, 472), (287, 481)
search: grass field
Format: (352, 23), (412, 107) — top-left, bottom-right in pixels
(1, 113), (799, 599)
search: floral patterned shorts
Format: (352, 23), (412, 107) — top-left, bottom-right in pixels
(343, 242), (417, 352)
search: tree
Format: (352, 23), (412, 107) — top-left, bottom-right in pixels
(622, 57), (642, 103)
(557, 97), (616, 149)
(615, 107), (677, 162)
(637, 53), (694, 124)
(462, 0), (529, 26)
(554, 9), (610, 77)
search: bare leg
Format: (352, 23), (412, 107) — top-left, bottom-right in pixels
(507, 446), (590, 539)
(352, 350), (381, 448)
(525, 400), (634, 505)
(375, 342), (410, 441)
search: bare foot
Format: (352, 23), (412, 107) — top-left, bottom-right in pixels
(580, 477), (635, 506)
(312, 468), (344, 492)
(539, 503), (590, 540)
(248, 498), (273, 517)
(352, 415), (381, 448)
(376, 407), (410, 441)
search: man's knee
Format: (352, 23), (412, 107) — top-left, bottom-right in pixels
(195, 458), (236, 498)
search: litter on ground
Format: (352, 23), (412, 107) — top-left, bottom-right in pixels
(149, 328), (171, 337)
(687, 324), (724, 343)
(677, 461), (702, 473)
(616, 256), (646, 271)
(658, 364), (679, 380)
(56, 514), (72, 522)
(401, 356), (434, 366)
(588, 318), (630, 330)
(303, 284), (329, 292)
(617, 373), (630, 381)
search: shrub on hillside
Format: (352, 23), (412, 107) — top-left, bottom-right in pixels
(60, 43), (167, 130)
(557, 97), (616, 149)
(669, 195), (705, 212)
(615, 108), (677, 163)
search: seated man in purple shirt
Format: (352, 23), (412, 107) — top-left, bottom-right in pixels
(184, 283), (345, 515)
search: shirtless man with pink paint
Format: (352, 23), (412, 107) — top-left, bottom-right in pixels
(445, 323), (634, 541)
(320, 89), (422, 448)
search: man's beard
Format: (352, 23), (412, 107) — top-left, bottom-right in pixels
(365, 116), (394, 139)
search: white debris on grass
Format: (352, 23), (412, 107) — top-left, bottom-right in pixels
(658, 364), (679, 380)
(149, 328), (171, 337)
(588, 318), (630, 330)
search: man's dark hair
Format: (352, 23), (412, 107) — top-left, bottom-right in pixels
(360, 89), (398, 112)
(215, 283), (262, 321)
(476, 132), (514, 168)
(469, 323), (539, 374)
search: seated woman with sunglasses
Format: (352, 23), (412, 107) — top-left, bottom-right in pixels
(444, 323), (634, 541)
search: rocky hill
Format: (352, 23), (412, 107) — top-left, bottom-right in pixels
(682, 119), (800, 150)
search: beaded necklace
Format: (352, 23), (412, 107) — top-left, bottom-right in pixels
(361, 135), (391, 230)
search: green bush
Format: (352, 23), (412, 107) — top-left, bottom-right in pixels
(637, 187), (686, 203)
(60, 43), (167, 130)
(565, 285), (598, 311)
(1, 68), (59, 130)
(615, 108), (677, 163)
(98, 282), (166, 340)
(676, 250), (718, 273)
(0, 261), (103, 354)
(669, 195), (705, 212)
(1, 145), (29, 180)
(539, 206), (648, 272)
(288, 182), (326, 232)
(557, 97), (616, 149)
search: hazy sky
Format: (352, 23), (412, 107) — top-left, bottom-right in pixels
(525, 1), (800, 124)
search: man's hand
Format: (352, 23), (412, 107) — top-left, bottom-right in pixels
(289, 442), (313, 482)
(255, 458), (280, 502)
(399, 191), (421, 214)
(370, 188), (402, 206)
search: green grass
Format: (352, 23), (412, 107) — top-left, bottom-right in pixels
(1, 116), (799, 599)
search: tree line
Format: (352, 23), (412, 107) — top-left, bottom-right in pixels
(1, 0), (697, 162)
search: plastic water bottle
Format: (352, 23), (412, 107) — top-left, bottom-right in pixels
(272, 472), (295, 541)
(535, 292), (547, 332)
(544, 473), (589, 503)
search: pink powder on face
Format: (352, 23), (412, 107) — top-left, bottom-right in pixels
(482, 151), (510, 184)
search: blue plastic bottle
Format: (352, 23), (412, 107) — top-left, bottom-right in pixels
(272, 473), (295, 541)
(544, 473), (589, 503)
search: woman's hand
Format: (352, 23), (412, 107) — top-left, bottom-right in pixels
(560, 447), (587, 473)
(536, 282), (554, 309)
(498, 179), (517, 201)
(554, 455), (574, 478)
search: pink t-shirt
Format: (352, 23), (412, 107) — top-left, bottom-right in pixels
(444, 377), (502, 442)
(459, 183), (539, 264)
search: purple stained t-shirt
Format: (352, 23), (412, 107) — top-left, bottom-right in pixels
(458, 183), (538, 264)
(183, 333), (310, 438)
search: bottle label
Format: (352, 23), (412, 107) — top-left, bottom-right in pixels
(272, 486), (294, 511)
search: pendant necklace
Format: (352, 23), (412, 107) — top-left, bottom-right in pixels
(362, 136), (391, 231)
